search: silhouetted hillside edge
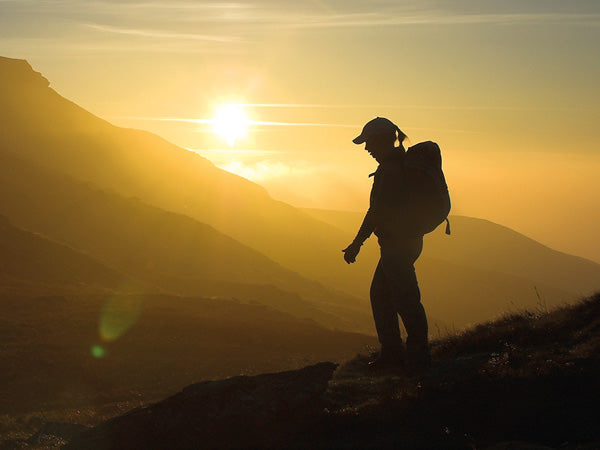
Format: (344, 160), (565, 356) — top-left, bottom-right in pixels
(9, 292), (598, 449)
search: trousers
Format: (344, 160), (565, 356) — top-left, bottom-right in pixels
(370, 236), (428, 357)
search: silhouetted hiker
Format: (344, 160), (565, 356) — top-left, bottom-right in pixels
(343, 117), (449, 375)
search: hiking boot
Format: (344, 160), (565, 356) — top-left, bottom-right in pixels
(367, 347), (406, 371)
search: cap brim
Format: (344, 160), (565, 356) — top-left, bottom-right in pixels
(352, 135), (366, 144)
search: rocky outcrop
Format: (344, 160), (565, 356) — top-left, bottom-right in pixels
(0, 56), (49, 89)
(64, 362), (337, 449)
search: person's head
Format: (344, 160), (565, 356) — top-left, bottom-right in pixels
(352, 117), (406, 162)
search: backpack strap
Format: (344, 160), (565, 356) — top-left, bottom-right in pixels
(445, 218), (451, 235)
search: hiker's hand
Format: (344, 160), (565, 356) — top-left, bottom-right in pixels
(342, 242), (361, 264)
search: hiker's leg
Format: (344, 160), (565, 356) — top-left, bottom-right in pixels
(381, 239), (429, 365)
(370, 258), (403, 352)
(396, 273), (429, 364)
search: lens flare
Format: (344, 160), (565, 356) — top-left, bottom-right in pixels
(99, 295), (144, 342)
(91, 345), (106, 358)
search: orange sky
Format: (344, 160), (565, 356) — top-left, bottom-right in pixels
(1, 1), (599, 262)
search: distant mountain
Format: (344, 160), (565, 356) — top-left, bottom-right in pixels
(0, 151), (369, 332)
(425, 215), (600, 295)
(303, 209), (600, 297)
(0, 215), (140, 296)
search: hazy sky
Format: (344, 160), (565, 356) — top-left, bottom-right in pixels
(1, 0), (599, 261)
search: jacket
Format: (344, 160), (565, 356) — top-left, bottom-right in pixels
(352, 150), (417, 246)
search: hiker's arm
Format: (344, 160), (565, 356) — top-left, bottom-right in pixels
(342, 209), (375, 264)
(351, 208), (376, 247)
(350, 169), (384, 247)
(342, 172), (382, 263)
(350, 167), (387, 246)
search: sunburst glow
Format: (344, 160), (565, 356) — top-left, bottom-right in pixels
(212, 103), (250, 147)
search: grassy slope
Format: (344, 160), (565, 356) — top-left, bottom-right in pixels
(324, 292), (600, 448)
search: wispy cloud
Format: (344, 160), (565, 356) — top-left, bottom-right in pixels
(118, 117), (212, 124)
(117, 116), (360, 128)
(186, 148), (282, 155)
(235, 103), (591, 112)
(101, 2), (251, 11)
(3, 1), (597, 56)
(116, 115), (478, 134)
(85, 23), (242, 43)
(250, 120), (357, 128)
(278, 12), (600, 29)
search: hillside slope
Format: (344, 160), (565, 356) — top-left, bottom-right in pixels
(0, 151), (369, 332)
(303, 209), (600, 296)
(28, 292), (599, 449)
(0, 215), (142, 296)
(426, 215), (600, 294)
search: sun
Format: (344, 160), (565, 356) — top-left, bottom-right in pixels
(212, 103), (250, 147)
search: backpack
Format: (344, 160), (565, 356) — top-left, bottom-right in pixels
(404, 141), (451, 235)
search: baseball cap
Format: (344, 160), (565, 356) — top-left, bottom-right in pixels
(352, 117), (399, 144)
